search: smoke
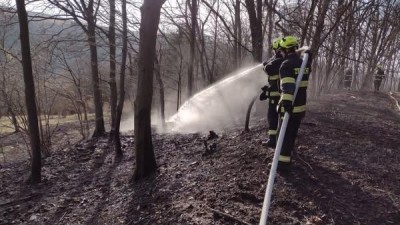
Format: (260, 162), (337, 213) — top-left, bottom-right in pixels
(167, 64), (266, 133)
(119, 111), (162, 133)
(120, 116), (134, 132)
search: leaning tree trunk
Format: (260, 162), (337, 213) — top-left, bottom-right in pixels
(16, 0), (41, 183)
(134, 0), (164, 180)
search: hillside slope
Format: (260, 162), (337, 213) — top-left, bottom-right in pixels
(1, 91), (399, 225)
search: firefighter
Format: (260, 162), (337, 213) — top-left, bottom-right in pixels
(277, 36), (312, 171)
(344, 68), (352, 89)
(374, 65), (385, 92)
(260, 37), (284, 148)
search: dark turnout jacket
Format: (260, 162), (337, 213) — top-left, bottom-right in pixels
(263, 53), (284, 104)
(279, 52), (312, 117)
(375, 68), (385, 80)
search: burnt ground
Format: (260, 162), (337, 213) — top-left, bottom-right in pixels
(1, 91), (400, 225)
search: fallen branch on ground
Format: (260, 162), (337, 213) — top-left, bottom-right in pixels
(208, 207), (252, 225)
(296, 153), (313, 170)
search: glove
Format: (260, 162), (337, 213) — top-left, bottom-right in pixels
(261, 85), (269, 92)
(281, 100), (293, 114)
(259, 85), (269, 101)
(259, 91), (268, 101)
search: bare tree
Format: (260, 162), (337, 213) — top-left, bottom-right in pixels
(245, 0), (263, 62)
(47, 0), (105, 137)
(187, 0), (197, 97)
(52, 49), (90, 139)
(134, 0), (165, 180)
(108, 0), (118, 136)
(234, 0), (242, 68)
(113, 0), (128, 158)
(16, 0), (41, 183)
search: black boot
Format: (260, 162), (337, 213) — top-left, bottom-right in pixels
(262, 137), (276, 148)
(267, 135), (276, 148)
(277, 161), (291, 173)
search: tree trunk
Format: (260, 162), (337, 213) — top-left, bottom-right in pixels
(177, 56), (183, 111)
(187, 0), (197, 97)
(154, 57), (165, 129)
(245, 0), (263, 62)
(109, 0), (118, 136)
(300, 0), (317, 46)
(134, 0), (164, 180)
(16, 0), (41, 183)
(266, 0), (275, 59)
(244, 0), (264, 116)
(87, 14), (105, 137)
(113, 0), (128, 158)
(309, 0), (330, 95)
(209, 5), (219, 83)
(234, 0), (241, 68)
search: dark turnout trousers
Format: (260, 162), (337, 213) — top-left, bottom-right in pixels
(278, 115), (302, 166)
(374, 79), (383, 91)
(263, 53), (283, 143)
(374, 68), (384, 91)
(267, 101), (279, 142)
(344, 76), (352, 89)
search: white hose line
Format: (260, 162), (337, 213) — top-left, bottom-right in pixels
(259, 50), (310, 225)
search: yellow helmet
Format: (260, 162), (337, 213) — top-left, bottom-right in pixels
(272, 37), (283, 49)
(280, 36), (299, 49)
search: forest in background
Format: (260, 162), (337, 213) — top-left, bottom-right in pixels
(0, 0), (399, 182)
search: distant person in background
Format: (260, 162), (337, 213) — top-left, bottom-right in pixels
(277, 36), (312, 171)
(374, 65), (385, 92)
(260, 37), (284, 148)
(344, 68), (352, 89)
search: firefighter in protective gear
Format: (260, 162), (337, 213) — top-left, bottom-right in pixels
(261, 37), (284, 148)
(344, 68), (352, 89)
(374, 65), (385, 92)
(277, 36), (312, 171)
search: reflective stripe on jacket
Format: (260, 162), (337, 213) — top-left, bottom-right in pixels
(263, 54), (284, 102)
(279, 52), (312, 116)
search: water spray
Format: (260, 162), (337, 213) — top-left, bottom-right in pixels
(168, 64), (263, 133)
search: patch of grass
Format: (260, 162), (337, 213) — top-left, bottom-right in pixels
(0, 117), (15, 134)
(44, 113), (96, 126)
(0, 113), (99, 135)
